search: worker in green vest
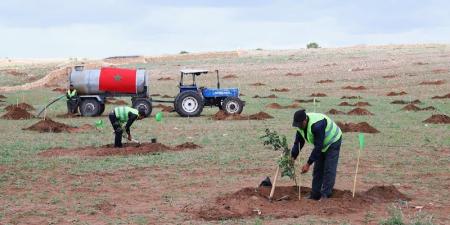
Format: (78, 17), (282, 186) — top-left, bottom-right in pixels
(66, 85), (79, 114)
(291, 109), (342, 200)
(109, 106), (146, 147)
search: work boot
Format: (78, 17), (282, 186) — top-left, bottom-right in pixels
(306, 192), (321, 201)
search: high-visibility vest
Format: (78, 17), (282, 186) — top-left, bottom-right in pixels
(296, 113), (342, 152)
(67, 89), (77, 98)
(114, 106), (139, 125)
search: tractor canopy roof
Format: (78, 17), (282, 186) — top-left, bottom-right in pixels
(180, 69), (209, 75)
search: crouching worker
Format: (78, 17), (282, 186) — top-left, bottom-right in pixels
(291, 109), (342, 200)
(66, 85), (79, 114)
(109, 106), (146, 148)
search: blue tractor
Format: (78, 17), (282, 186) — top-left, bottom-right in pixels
(173, 69), (244, 117)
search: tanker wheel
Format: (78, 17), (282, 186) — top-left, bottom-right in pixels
(132, 99), (152, 117)
(222, 97), (244, 115)
(80, 98), (101, 117)
(175, 91), (204, 117)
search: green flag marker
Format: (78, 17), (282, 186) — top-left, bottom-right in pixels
(155, 112), (163, 122)
(358, 133), (365, 150)
(95, 119), (104, 129)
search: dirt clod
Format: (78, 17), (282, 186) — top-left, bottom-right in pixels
(423, 114), (450, 124)
(317, 79), (334, 83)
(336, 122), (379, 133)
(347, 108), (374, 115)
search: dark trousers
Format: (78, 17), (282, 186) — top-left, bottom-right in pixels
(67, 98), (79, 114)
(109, 112), (123, 148)
(311, 138), (341, 198)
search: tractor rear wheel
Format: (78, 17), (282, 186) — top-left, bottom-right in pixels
(80, 98), (101, 117)
(222, 97), (244, 114)
(175, 91), (204, 117)
(132, 99), (152, 117)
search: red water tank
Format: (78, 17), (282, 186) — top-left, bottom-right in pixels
(99, 67), (137, 93)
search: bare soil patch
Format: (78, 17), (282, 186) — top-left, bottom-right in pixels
(1, 107), (34, 120)
(382, 75), (397, 79)
(347, 108), (374, 116)
(317, 79), (334, 83)
(24, 119), (93, 133)
(253, 94), (277, 99)
(310, 93), (327, 97)
(431, 93), (450, 99)
(270, 88), (290, 92)
(387, 91), (407, 96)
(341, 96), (361, 99)
(157, 77), (173, 81)
(419, 80), (446, 85)
(212, 111), (273, 120)
(195, 185), (409, 220)
(295, 99), (320, 103)
(285, 72), (302, 76)
(0, 94), (6, 98)
(391, 99), (421, 104)
(327, 109), (346, 115)
(266, 103), (299, 109)
(223, 74), (238, 79)
(249, 83), (266, 86)
(423, 114), (450, 124)
(52, 87), (66, 93)
(38, 142), (200, 157)
(342, 86), (366, 90)
(5, 103), (34, 111)
(336, 122), (379, 133)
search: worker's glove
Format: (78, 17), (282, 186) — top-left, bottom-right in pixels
(291, 146), (299, 160)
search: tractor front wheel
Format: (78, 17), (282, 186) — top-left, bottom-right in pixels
(222, 97), (244, 115)
(175, 91), (204, 117)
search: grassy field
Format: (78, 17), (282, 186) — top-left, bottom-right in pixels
(0, 44), (449, 224)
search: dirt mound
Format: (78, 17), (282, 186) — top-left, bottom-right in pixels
(423, 114), (450, 124)
(5, 103), (34, 111)
(223, 74), (238, 79)
(175, 142), (201, 149)
(391, 99), (421, 104)
(387, 91), (407, 96)
(52, 87), (66, 93)
(419, 80), (445, 85)
(195, 185), (409, 220)
(382, 75), (397, 79)
(270, 88), (290, 92)
(341, 96), (361, 99)
(338, 102), (354, 106)
(24, 119), (93, 133)
(253, 94), (277, 98)
(1, 107), (34, 120)
(0, 95), (6, 99)
(355, 102), (371, 107)
(285, 72), (302, 76)
(212, 111), (273, 120)
(38, 142), (197, 157)
(432, 68), (448, 74)
(317, 79), (334, 83)
(249, 82), (266, 86)
(266, 103), (299, 109)
(336, 122), (379, 133)
(157, 77), (173, 81)
(431, 93), (450, 99)
(347, 108), (374, 115)
(402, 104), (421, 111)
(295, 99), (320, 103)
(327, 109), (346, 115)
(310, 93), (327, 97)
(342, 86), (366, 90)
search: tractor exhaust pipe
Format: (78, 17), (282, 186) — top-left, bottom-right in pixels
(216, 70), (220, 89)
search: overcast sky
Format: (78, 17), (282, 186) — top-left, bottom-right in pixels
(1, 0), (449, 58)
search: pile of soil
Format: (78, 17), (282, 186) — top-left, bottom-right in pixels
(38, 142), (200, 157)
(347, 108), (374, 116)
(285, 72), (302, 76)
(157, 77), (173, 81)
(402, 104), (421, 111)
(341, 96), (361, 99)
(249, 83), (266, 86)
(212, 111), (273, 120)
(24, 119), (93, 133)
(342, 86), (366, 90)
(270, 88), (290, 92)
(195, 185), (409, 220)
(223, 74), (238, 79)
(431, 93), (450, 99)
(423, 114), (450, 124)
(266, 103), (299, 109)
(0, 95), (6, 99)
(387, 91), (407, 96)
(5, 103), (35, 111)
(419, 80), (445, 85)
(336, 122), (379, 133)
(316, 79), (334, 83)
(1, 107), (34, 120)
(52, 87), (66, 93)
(253, 94), (277, 99)
(432, 68), (448, 74)
(295, 99), (320, 103)
(327, 109), (346, 115)
(390, 99), (421, 104)
(338, 102), (354, 106)
(355, 102), (371, 107)
(310, 93), (327, 97)
(382, 75), (397, 79)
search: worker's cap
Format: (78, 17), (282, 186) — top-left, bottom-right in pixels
(138, 108), (146, 117)
(292, 109), (306, 127)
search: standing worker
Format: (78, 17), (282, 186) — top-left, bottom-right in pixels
(291, 109), (342, 200)
(109, 106), (146, 148)
(66, 85), (79, 114)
